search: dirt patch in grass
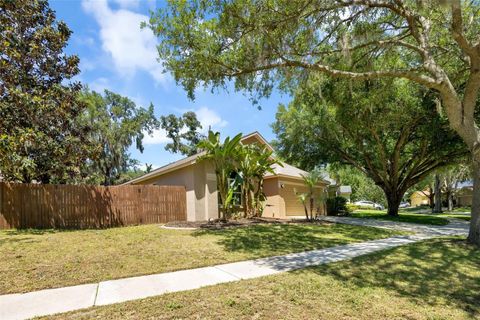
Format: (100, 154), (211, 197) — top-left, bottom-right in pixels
(43, 238), (480, 320)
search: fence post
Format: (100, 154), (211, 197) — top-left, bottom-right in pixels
(0, 182), (3, 227)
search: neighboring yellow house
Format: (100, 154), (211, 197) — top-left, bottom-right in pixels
(125, 132), (330, 221)
(410, 190), (431, 207)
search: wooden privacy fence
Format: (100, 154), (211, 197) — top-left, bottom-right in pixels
(0, 182), (186, 229)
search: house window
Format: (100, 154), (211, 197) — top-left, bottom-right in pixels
(228, 177), (243, 206)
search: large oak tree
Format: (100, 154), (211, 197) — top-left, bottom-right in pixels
(147, 0), (480, 245)
(273, 76), (466, 216)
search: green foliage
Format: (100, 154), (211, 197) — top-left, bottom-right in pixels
(146, 1), (477, 103)
(0, 0), (91, 183)
(329, 165), (386, 206)
(160, 111), (204, 156)
(272, 76), (467, 215)
(199, 131), (281, 219)
(326, 196), (349, 216)
(198, 131), (243, 219)
(78, 89), (158, 185)
(237, 144), (280, 217)
(296, 169), (327, 220)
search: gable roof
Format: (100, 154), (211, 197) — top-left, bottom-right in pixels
(124, 132), (273, 185)
(125, 131), (331, 186)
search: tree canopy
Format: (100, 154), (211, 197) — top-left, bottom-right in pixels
(160, 111), (203, 156)
(273, 76), (467, 215)
(78, 89), (158, 185)
(0, 0), (91, 183)
(328, 165), (386, 206)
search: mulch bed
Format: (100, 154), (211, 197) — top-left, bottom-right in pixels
(164, 217), (330, 230)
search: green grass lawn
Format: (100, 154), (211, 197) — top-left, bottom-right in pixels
(0, 222), (403, 295)
(41, 238), (480, 320)
(438, 213), (471, 221)
(450, 206), (472, 213)
(350, 209), (450, 225)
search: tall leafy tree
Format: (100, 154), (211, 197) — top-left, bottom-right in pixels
(160, 111), (203, 156)
(79, 89), (158, 185)
(273, 77), (466, 216)
(146, 0), (480, 244)
(441, 163), (471, 211)
(0, 0), (91, 183)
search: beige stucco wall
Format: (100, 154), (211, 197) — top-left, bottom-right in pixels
(262, 178), (284, 218)
(262, 177), (326, 219)
(134, 160), (218, 221)
(193, 160), (219, 221)
(410, 192), (430, 207)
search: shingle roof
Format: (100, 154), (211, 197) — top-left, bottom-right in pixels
(124, 132), (330, 185)
(265, 162), (330, 185)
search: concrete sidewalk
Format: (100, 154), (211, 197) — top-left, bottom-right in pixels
(317, 216), (469, 237)
(0, 235), (425, 320)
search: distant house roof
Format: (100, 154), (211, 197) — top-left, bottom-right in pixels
(124, 132), (328, 185)
(339, 186), (352, 194)
(457, 180), (473, 189)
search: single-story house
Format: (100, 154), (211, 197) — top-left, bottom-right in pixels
(410, 190), (431, 207)
(125, 132), (330, 221)
(456, 181), (473, 206)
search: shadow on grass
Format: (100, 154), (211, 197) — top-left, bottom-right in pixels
(306, 238), (480, 316)
(0, 228), (84, 246)
(2, 229), (62, 236)
(193, 223), (396, 256)
(399, 205), (431, 213)
(351, 210), (449, 225)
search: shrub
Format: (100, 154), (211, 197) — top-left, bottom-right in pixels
(346, 203), (359, 212)
(327, 196), (349, 216)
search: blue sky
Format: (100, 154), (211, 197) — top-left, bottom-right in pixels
(50, 0), (290, 169)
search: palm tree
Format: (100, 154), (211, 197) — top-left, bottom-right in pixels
(294, 190), (310, 220)
(299, 169), (325, 221)
(237, 144), (281, 217)
(198, 131), (242, 220)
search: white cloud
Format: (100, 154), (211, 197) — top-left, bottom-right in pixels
(89, 77), (111, 92)
(112, 0), (140, 9)
(81, 0), (168, 85)
(143, 128), (169, 145)
(196, 107), (228, 132)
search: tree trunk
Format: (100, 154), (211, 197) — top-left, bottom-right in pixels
(428, 192), (434, 209)
(386, 192), (402, 217)
(447, 191), (454, 211)
(242, 185), (248, 218)
(433, 174), (442, 213)
(468, 158), (480, 246)
(309, 197), (314, 221)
